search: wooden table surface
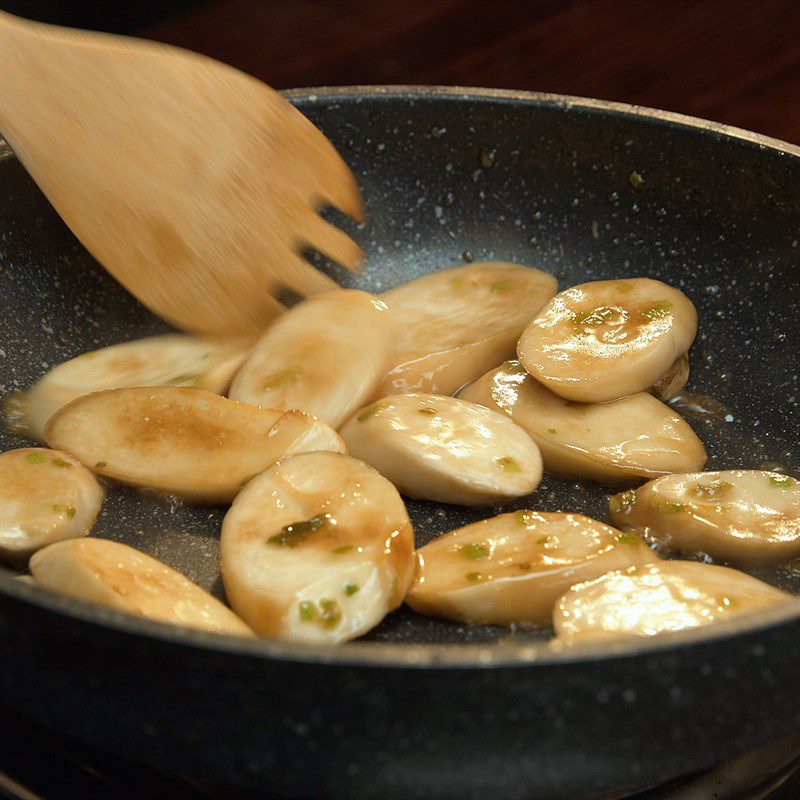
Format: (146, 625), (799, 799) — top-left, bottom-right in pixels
(141, 0), (800, 144)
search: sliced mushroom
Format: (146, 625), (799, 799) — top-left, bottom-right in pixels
(609, 470), (800, 565)
(517, 278), (697, 403)
(458, 361), (706, 484)
(377, 261), (557, 396)
(221, 452), (415, 643)
(552, 561), (796, 645)
(340, 393), (543, 505)
(649, 353), (690, 402)
(0, 448), (104, 565)
(7, 334), (251, 441)
(29, 538), (254, 637)
(406, 511), (654, 626)
(229, 290), (393, 428)
(45, 387), (345, 503)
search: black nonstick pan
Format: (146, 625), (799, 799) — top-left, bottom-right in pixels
(1, 86), (799, 800)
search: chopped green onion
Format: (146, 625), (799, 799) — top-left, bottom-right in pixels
(51, 457), (72, 469)
(465, 572), (483, 582)
(537, 535), (551, 545)
(299, 601), (316, 622)
(94, 461), (107, 469)
(262, 368), (302, 390)
(268, 514), (329, 547)
(496, 456), (521, 473)
(332, 544), (354, 554)
(628, 171), (645, 190)
(343, 583), (360, 597)
(65, 506), (76, 518)
(615, 532), (640, 545)
(418, 407), (437, 415)
(547, 428), (558, 434)
(25, 452), (47, 464)
(489, 280), (512, 294)
(770, 475), (795, 488)
(515, 510), (535, 527)
(609, 490), (637, 515)
(694, 481), (733, 499)
(318, 598), (342, 628)
(462, 543), (488, 560)
(657, 502), (685, 514)
(642, 302), (672, 321)
(616, 282), (634, 293)
(357, 401), (393, 421)
(516, 562), (532, 570)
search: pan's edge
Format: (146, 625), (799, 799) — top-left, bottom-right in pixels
(281, 85), (800, 155)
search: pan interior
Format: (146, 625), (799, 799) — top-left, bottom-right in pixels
(1, 88), (798, 656)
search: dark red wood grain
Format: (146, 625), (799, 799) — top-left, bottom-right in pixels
(140, 0), (800, 143)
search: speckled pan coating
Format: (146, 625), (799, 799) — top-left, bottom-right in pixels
(1, 87), (799, 800)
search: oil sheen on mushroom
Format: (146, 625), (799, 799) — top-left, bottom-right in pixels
(609, 470), (800, 565)
(220, 452), (415, 644)
(0, 448), (104, 565)
(517, 278), (697, 403)
(340, 393), (543, 505)
(229, 290), (393, 428)
(552, 561), (796, 645)
(406, 511), (654, 626)
(7, 334), (250, 441)
(377, 261), (557, 396)
(30, 538), (254, 637)
(44, 387), (345, 503)
(458, 361), (706, 484)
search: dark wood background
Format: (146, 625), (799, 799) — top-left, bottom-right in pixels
(138, 0), (800, 144)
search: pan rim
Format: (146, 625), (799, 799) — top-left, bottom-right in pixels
(282, 84), (800, 156)
(2, 85), (799, 669)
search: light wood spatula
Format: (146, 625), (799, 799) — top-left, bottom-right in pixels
(0, 12), (364, 334)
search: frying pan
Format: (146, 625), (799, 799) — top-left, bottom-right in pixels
(1, 86), (799, 800)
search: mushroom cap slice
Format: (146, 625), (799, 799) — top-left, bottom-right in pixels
(406, 511), (655, 626)
(458, 361), (706, 484)
(609, 470), (800, 565)
(377, 261), (557, 396)
(0, 448), (104, 565)
(518, 278), (697, 403)
(8, 334), (250, 441)
(220, 452), (415, 644)
(229, 290), (393, 428)
(29, 538), (254, 637)
(45, 387), (345, 503)
(552, 561), (796, 645)
(340, 393), (543, 505)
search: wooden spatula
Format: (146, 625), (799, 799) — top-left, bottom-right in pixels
(0, 12), (364, 334)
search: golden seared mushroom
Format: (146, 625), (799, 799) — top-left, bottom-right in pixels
(552, 561), (796, 645)
(7, 334), (251, 441)
(0, 448), (104, 565)
(458, 361), (706, 484)
(406, 511), (654, 626)
(30, 538), (254, 637)
(377, 261), (557, 396)
(45, 387), (344, 503)
(340, 393), (543, 505)
(649, 354), (690, 402)
(517, 278), (697, 403)
(220, 452), (415, 643)
(229, 290), (393, 428)
(609, 470), (800, 565)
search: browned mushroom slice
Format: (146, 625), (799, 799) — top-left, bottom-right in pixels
(518, 278), (697, 403)
(609, 470), (800, 565)
(458, 361), (706, 484)
(221, 452), (415, 643)
(406, 511), (654, 626)
(340, 393), (543, 505)
(377, 261), (557, 396)
(0, 448), (104, 565)
(45, 387), (344, 503)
